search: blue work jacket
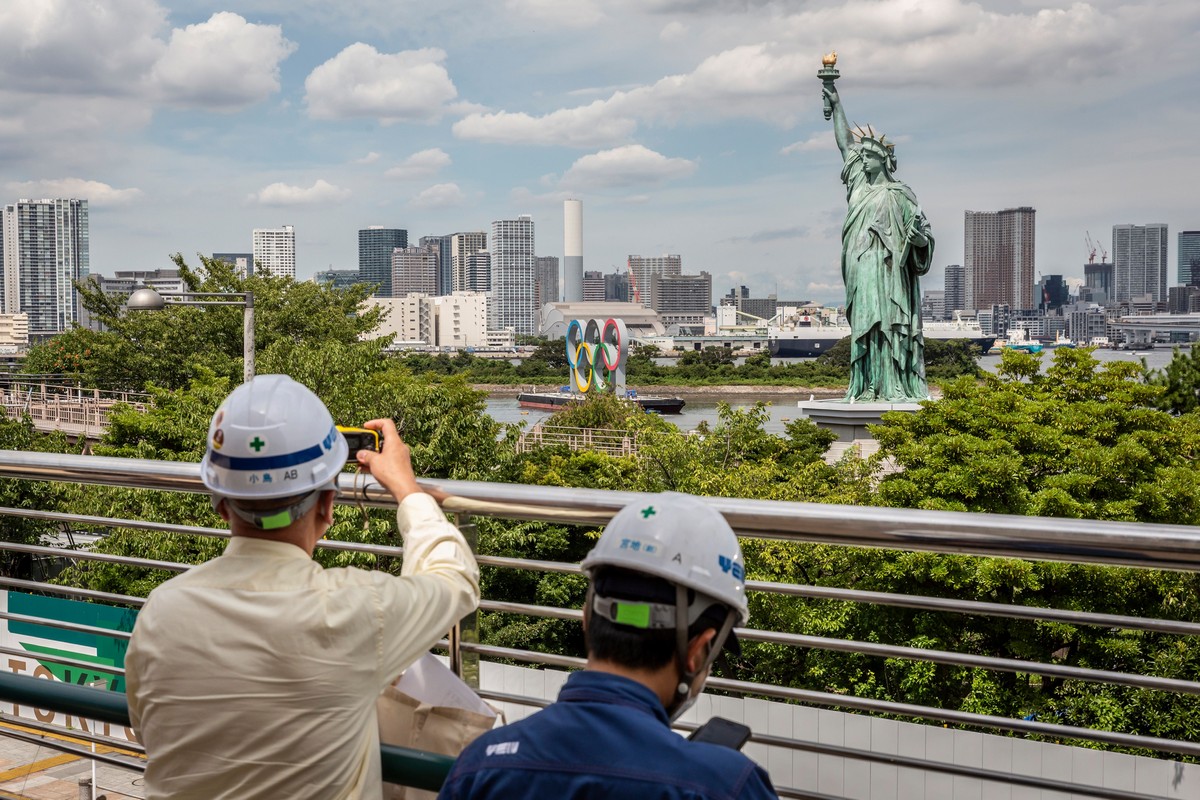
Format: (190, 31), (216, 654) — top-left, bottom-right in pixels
(438, 670), (778, 800)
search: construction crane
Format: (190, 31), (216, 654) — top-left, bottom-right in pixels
(625, 259), (641, 305)
(1085, 231), (1110, 264)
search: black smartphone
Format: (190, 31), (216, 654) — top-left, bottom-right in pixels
(338, 426), (381, 461)
(687, 717), (752, 751)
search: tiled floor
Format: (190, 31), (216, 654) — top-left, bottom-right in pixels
(0, 721), (143, 800)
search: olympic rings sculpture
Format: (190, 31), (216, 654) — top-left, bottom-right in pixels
(565, 318), (629, 394)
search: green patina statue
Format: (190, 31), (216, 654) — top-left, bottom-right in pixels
(821, 54), (934, 402)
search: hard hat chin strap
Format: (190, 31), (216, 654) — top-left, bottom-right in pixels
(665, 585), (738, 723)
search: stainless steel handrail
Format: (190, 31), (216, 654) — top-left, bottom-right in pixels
(4, 450), (1200, 569)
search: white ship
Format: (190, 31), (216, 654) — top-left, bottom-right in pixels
(768, 312), (995, 358)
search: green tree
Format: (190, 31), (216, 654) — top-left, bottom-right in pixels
(1145, 345), (1200, 415)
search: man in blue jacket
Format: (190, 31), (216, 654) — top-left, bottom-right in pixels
(439, 492), (777, 800)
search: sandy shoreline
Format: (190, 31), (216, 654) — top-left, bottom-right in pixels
(473, 383), (845, 400)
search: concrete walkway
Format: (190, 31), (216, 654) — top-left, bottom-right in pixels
(0, 721), (142, 800)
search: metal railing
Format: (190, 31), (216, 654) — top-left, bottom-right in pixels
(0, 451), (1199, 799)
(515, 424), (639, 457)
(0, 382), (150, 437)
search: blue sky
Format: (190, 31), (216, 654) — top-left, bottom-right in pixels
(2, 0), (1198, 304)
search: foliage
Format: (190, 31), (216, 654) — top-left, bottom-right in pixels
(1144, 345), (1200, 415)
(0, 417), (73, 578)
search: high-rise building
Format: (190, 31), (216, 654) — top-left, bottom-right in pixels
(358, 227), (407, 296)
(489, 216), (537, 334)
(604, 271), (630, 303)
(313, 269), (362, 290)
(212, 252), (253, 277)
(252, 225), (296, 278)
(964, 208), (1036, 311)
(451, 232), (487, 292)
(650, 271), (711, 332)
(465, 251), (491, 293)
(563, 199), (583, 302)
(419, 235), (453, 295)
(1, 198), (89, 336)
(391, 245), (438, 296)
(582, 270), (605, 302)
(627, 254), (682, 307)
(535, 256), (560, 308)
(943, 264), (965, 316)
(1084, 261), (1113, 303)
(922, 290), (946, 322)
(1179, 230), (1200, 287)
(1112, 223), (1168, 303)
(1038, 275), (1069, 312)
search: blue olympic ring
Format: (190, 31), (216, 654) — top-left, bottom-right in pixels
(565, 318), (628, 393)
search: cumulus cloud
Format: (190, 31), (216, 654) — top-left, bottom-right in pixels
(6, 179), (143, 206)
(305, 44), (458, 123)
(659, 21), (688, 41)
(727, 225), (809, 244)
(561, 145), (696, 188)
(385, 148), (451, 180)
(409, 183), (466, 209)
(781, 133), (835, 155)
(150, 13), (296, 111)
(248, 179), (351, 206)
(453, 100), (637, 148)
(354, 152), (381, 165)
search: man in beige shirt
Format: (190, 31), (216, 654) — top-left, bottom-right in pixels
(126, 374), (480, 799)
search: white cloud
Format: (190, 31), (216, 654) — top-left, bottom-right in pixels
(660, 21), (687, 41)
(353, 152), (381, 165)
(304, 44), (458, 123)
(6, 179), (143, 206)
(561, 145), (696, 188)
(782, 132), (835, 155)
(408, 182), (465, 209)
(247, 179), (351, 206)
(150, 13), (296, 111)
(453, 101), (637, 148)
(385, 148), (452, 180)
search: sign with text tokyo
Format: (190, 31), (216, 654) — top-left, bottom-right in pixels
(565, 318), (629, 395)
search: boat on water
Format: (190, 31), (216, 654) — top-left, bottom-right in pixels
(768, 313), (996, 358)
(1046, 332), (1076, 349)
(1001, 329), (1043, 354)
(517, 387), (686, 415)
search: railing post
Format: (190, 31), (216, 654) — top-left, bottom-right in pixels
(448, 514), (479, 689)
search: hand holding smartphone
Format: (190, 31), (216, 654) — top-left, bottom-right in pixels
(687, 717), (752, 751)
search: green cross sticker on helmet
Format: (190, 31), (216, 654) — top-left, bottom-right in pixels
(200, 375), (348, 501)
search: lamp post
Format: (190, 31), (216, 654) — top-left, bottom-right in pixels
(127, 288), (255, 383)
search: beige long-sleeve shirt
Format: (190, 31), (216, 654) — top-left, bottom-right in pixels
(126, 493), (480, 800)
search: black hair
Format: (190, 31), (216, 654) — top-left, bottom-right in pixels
(585, 567), (732, 670)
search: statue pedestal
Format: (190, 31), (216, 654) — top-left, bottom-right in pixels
(797, 399), (923, 461)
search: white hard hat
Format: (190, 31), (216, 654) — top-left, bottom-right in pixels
(581, 492), (749, 625)
(200, 375), (347, 501)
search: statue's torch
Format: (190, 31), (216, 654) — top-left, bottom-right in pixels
(818, 51), (840, 121)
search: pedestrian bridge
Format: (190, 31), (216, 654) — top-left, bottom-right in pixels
(0, 380), (149, 439)
(0, 451), (1196, 799)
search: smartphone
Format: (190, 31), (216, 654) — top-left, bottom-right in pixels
(337, 426), (381, 461)
(687, 717), (752, 751)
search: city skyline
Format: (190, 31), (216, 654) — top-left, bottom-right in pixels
(2, 1), (1197, 305)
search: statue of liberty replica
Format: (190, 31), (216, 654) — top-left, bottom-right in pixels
(820, 53), (934, 402)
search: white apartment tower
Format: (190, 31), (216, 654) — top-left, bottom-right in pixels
(451, 232), (487, 292)
(252, 225), (296, 278)
(1, 198), (90, 336)
(1112, 224), (1169, 303)
(489, 216), (537, 334)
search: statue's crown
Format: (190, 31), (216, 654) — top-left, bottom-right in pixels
(852, 124), (897, 171)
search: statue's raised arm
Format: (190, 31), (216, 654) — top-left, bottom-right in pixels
(815, 53), (934, 404)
